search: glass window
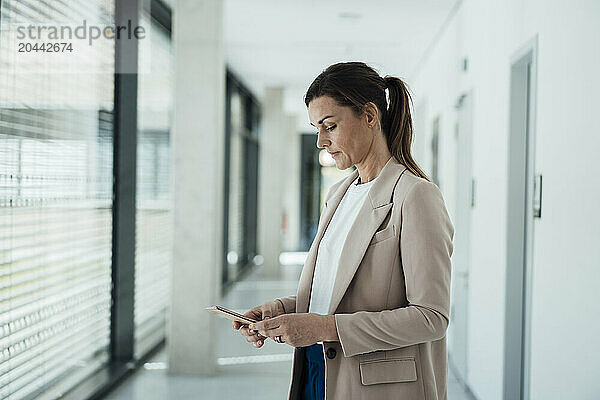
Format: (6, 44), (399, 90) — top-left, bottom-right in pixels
(134, 10), (173, 359)
(0, 1), (115, 398)
(224, 76), (260, 284)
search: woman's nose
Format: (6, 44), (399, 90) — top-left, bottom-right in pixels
(316, 131), (330, 149)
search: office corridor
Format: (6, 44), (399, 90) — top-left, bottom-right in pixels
(2, 1), (600, 399)
(104, 264), (475, 400)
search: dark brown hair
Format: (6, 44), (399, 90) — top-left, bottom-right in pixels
(304, 61), (430, 181)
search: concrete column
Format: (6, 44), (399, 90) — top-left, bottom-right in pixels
(281, 114), (300, 252)
(169, 0), (224, 375)
(258, 87), (286, 275)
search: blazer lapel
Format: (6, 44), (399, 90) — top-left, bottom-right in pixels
(327, 157), (407, 314)
(295, 169), (359, 313)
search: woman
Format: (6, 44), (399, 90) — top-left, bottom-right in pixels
(233, 62), (454, 400)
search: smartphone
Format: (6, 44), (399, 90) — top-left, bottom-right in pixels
(205, 305), (258, 324)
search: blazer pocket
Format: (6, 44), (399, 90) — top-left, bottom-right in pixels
(359, 358), (417, 385)
(369, 224), (396, 246)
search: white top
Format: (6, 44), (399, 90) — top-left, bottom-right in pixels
(308, 174), (376, 315)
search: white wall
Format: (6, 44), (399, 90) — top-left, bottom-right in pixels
(409, 1), (600, 399)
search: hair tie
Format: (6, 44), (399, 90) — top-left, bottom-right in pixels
(384, 87), (390, 111)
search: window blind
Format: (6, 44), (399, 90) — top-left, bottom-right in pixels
(134, 11), (172, 359)
(0, 1), (115, 399)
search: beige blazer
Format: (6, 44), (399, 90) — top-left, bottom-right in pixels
(278, 156), (454, 400)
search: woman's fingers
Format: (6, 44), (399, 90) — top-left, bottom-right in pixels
(242, 326), (266, 341)
(262, 325), (285, 341)
(245, 331), (267, 348)
(232, 303), (285, 349)
(261, 302), (275, 319)
(247, 308), (262, 321)
(232, 307), (260, 331)
(232, 320), (245, 330)
(240, 325), (266, 343)
(245, 333), (258, 342)
(240, 325), (253, 336)
(250, 315), (284, 338)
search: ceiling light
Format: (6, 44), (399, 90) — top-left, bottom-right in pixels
(338, 12), (362, 20)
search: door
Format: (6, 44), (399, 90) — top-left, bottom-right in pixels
(504, 35), (538, 400)
(450, 91), (474, 382)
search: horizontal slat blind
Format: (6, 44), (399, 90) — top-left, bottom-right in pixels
(0, 1), (115, 399)
(134, 12), (172, 359)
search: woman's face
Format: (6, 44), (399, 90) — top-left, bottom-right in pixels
(308, 95), (375, 170)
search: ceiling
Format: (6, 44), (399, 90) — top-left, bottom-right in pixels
(224, 0), (457, 131)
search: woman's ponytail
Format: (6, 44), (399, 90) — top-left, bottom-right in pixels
(383, 76), (430, 181)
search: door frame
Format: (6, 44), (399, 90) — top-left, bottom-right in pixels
(504, 34), (538, 400)
(450, 89), (474, 383)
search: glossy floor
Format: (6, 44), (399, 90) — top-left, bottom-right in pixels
(103, 265), (476, 400)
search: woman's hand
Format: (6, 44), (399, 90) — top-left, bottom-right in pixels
(248, 313), (339, 348)
(232, 300), (286, 348)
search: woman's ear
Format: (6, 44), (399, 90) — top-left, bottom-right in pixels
(363, 102), (380, 129)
